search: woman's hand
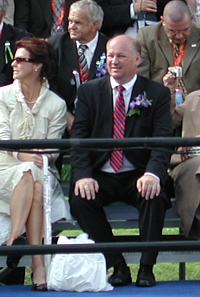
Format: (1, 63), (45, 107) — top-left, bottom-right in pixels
(17, 149), (52, 169)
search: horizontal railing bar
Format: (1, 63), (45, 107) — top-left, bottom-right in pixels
(0, 137), (200, 150)
(1, 241), (200, 256)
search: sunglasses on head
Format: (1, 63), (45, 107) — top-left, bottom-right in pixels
(12, 57), (36, 64)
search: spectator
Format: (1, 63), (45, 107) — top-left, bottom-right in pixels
(137, 0), (200, 98)
(0, 37), (69, 291)
(0, 0), (32, 86)
(48, 0), (108, 133)
(70, 35), (172, 288)
(170, 90), (200, 239)
(95, 0), (158, 38)
(186, 0), (200, 24)
(14, 0), (76, 38)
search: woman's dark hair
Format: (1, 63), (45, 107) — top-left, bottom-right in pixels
(15, 37), (55, 80)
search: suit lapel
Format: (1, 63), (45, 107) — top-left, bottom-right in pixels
(157, 24), (174, 65)
(63, 37), (79, 71)
(0, 25), (13, 72)
(88, 34), (106, 80)
(100, 77), (113, 137)
(125, 76), (146, 137)
(183, 24), (200, 75)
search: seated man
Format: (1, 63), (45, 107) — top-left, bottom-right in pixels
(137, 0), (200, 99)
(70, 35), (172, 287)
(48, 0), (108, 133)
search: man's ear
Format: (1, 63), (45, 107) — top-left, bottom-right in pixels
(135, 54), (141, 67)
(160, 16), (165, 26)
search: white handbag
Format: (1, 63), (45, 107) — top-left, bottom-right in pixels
(47, 233), (113, 292)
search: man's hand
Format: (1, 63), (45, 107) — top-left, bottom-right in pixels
(134, 0), (157, 14)
(74, 178), (99, 200)
(163, 67), (179, 94)
(136, 174), (161, 200)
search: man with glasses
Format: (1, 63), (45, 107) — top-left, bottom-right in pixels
(137, 0), (200, 98)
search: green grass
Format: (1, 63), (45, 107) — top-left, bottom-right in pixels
(24, 228), (200, 284)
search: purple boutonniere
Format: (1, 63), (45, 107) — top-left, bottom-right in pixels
(127, 91), (152, 117)
(96, 53), (108, 78)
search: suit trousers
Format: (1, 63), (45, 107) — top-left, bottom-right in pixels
(70, 169), (168, 268)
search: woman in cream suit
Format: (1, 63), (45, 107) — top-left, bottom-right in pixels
(0, 38), (68, 290)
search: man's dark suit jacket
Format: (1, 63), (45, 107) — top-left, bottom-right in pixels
(70, 75), (172, 186)
(0, 23), (32, 86)
(14, 0), (75, 38)
(48, 32), (108, 113)
(95, 0), (170, 37)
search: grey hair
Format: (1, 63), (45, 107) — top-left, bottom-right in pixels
(69, 0), (104, 30)
(0, 0), (9, 16)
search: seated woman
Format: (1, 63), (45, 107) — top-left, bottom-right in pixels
(163, 71), (200, 239)
(0, 37), (70, 290)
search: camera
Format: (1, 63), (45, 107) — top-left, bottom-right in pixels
(170, 66), (182, 78)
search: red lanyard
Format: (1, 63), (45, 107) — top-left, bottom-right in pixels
(51, 0), (66, 32)
(171, 43), (186, 66)
(79, 64), (89, 83)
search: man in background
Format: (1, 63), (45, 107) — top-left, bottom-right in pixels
(49, 0), (108, 132)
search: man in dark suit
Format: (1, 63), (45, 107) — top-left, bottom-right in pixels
(48, 0), (108, 132)
(14, 0), (76, 38)
(0, 0), (32, 86)
(70, 35), (172, 287)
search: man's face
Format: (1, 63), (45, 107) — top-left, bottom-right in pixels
(106, 36), (141, 85)
(161, 16), (192, 45)
(68, 8), (98, 44)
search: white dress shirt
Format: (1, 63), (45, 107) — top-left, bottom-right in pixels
(76, 32), (99, 68)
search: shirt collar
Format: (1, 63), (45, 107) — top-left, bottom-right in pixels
(76, 32), (99, 54)
(110, 75), (138, 91)
(0, 22), (4, 32)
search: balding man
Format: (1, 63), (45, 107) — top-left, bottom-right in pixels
(137, 0), (200, 98)
(70, 35), (172, 288)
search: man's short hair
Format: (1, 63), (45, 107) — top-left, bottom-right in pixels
(69, 0), (104, 30)
(163, 0), (191, 22)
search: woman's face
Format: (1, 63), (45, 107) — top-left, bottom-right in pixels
(11, 48), (38, 81)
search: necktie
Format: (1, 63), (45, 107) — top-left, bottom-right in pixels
(110, 86), (126, 172)
(78, 44), (88, 82)
(173, 44), (187, 99)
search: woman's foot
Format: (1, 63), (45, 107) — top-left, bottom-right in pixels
(31, 267), (47, 291)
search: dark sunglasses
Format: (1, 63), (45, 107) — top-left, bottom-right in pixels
(12, 57), (36, 64)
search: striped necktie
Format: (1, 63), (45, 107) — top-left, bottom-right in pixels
(78, 44), (88, 82)
(110, 85), (126, 172)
